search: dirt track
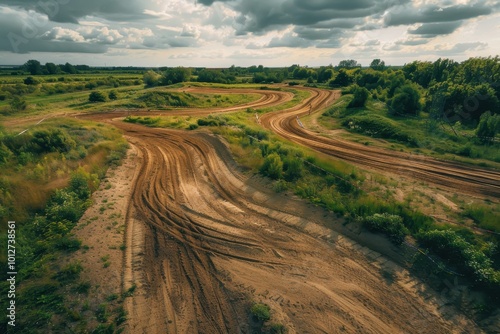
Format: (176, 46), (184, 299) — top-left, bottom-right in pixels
(74, 86), (500, 333)
(98, 120), (481, 333)
(259, 87), (500, 199)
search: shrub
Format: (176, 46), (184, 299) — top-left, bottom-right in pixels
(417, 229), (499, 284)
(108, 90), (118, 100)
(348, 85), (369, 108)
(53, 262), (83, 283)
(89, 91), (106, 102)
(31, 129), (76, 154)
(388, 84), (422, 116)
(260, 153), (283, 180)
(9, 96), (27, 111)
(250, 303), (271, 322)
(476, 111), (500, 143)
(95, 304), (108, 323)
(283, 157), (303, 182)
(358, 213), (408, 245)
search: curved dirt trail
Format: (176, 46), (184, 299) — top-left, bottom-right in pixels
(107, 120), (481, 333)
(74, 86), (498, 333)
(260, 87), (500, 199)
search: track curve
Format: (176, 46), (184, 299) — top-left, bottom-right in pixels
(75, 86), (494, 333)
(260, 87), (500, 199)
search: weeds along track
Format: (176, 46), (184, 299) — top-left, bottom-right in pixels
(260, 87), (500, 199)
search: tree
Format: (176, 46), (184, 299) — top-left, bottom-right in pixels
(45, 62), (59, 74)
(24, 60), (42, 75)
(62, 62), (77, 74)
(348, 85), (369, 108)
(389, 84), (422, 116)
(143, 70), (161, 87)
(88, 91), (106, 102)
(336, 59), (360, 69)
(370, 59), (386, 71)
(329, 69), (353, 87)
(161, 67), (191, 85)
(476, 111), (500, 143)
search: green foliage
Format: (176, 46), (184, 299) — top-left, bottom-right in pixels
(9, 96), (28, 111)
(388, 84), (421, 116)
(89, 91), (107, 102)
(25, 59), (42, 75)
(96, 303), (109, 323)
(348, 85), (369, 108)
(138, 91), (189, 108)
(24, 76), (39, 85)
(417, 229), (500, 286)
(337, 59), (361, 69)
(250, 303), (271, 322)
(108, 90), (118, 100)
(270, 323), (287, 334)
(329, 69), (353, 87)
(143, 70), (161, 87)
(358, 213), (409, 245)
(53, 262), (83, 283)
(476, 111), (500, 143)
(260, 153), (283, 180)
(283, 157), (303, 182)
(31, 129), (76, 154)
(161, 67), (191, 85)
(197, 69), (236, 84)
(370, 59), (386, 71)
(342, 114), (418, 146)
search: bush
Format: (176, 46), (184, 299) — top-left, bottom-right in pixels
(108, 90), (118, 100)
(358, 213), (408, 245)
(89, 91), (106, 102)
(250, 303), (271, 322)
(417, 229), (499, 285)
(389, 84), (421, 116)
(260, 153), (283, 180)
(476, 111), (500, 143)
(348, 85), (369, 108)
(9, 96), (28, 111)
(283, 157), (303, 182)
(31, 129), (76, 154)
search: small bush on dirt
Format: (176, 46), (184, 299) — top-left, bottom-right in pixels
(358, 213), (408, 245)
(251, 303), (271, 322)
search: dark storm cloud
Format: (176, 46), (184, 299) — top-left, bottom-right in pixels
(384, 4), (492, 26)
(408, 21), (462, 37)
(225, 0), (409, 34)
(1, 0), (155, 23)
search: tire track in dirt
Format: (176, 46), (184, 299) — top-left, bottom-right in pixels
(77, 87), (492, 333)
(260, 87), (500, 199)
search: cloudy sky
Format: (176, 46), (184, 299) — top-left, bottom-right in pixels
(0, 0), (499, 67)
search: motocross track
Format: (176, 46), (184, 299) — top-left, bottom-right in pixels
(75, 86), (500, 333)
(259, 87), (500, 199)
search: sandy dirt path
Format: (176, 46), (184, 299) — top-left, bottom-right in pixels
(71, 86), (500, 333)
(75, 120), (483, 333)
(260, 87), (500, 199)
